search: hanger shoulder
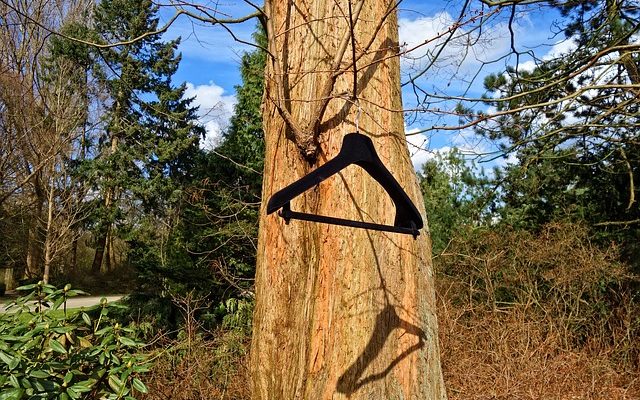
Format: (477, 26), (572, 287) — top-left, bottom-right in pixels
(348, 134), (423, 230)
(266, 132), (423, 235)
(266, 154), (350, 214)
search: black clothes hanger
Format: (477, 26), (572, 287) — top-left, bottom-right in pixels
(266, 132), (423, 238)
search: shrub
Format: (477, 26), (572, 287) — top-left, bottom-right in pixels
(435, 222), (640, 398)
(0, 282), (151, 399)
(138, 292), (251, 400)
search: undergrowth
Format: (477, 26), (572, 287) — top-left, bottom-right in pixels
(137, 222), (639, 399)
(436, 222), (640, 399)
(0, 282), (150, 399)
(137, 292), (252, 400)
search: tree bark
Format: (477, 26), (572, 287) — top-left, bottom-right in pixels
(70, 236), (79, 274)
(4, 268), (15, 291)
(251, 1), (446, 399)
(25, 182), (44, 279)
(43, 181), (55, 284)
(91, 229), (107, 274)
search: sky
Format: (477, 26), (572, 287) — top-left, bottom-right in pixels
(159, 1), (569, 171)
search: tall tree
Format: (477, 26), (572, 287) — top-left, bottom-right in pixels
(251, 1), (446, 398)
(0, 0), (92, 282)
(419, 149), (495, 254)
(480, 0), (639, 259)
(87, 0), (202, 274)
(178, 27), (266, 299)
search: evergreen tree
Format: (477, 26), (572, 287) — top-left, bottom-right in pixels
(419, 149), (496, 254)
(480, 0), (639, 262)
(86, 0), (203, 275)
(176, 28), (266, 300)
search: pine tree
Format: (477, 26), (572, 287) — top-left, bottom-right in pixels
(481, 0), (639, 240)
(176, 27), (266, 299)
(87, 0), (203, 274)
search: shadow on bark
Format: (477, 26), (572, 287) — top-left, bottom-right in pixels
(336, 303), (426, 394)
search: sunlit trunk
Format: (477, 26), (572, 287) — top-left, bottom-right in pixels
(43, 181), (55, 284)
(251, 1), (446, 399)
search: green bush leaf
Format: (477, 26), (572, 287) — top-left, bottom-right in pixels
(0, 351), (15, 366)
(0, 388), (25, 400)
(28, 370), (50, 379)
(15, 284), (37, 291)
(132, 377), (148, 394)
(63, 372), (74, 384)
(52, 296), (65, 311)
(69, 381), (92, 394)
(118, 337), (137, 347)
(65, 387), (79, 399)
(49, 339), (67, 354)
(107, 375), (123, 393)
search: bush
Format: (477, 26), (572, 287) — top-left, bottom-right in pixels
(435, 222), (640, 398)
(138, 292), (251, 400)
(0, 282), (151, 399)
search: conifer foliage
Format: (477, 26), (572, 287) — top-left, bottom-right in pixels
(85, 0), (204, 276)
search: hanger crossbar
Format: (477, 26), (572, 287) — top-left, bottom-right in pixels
(279, 203), (419, 237)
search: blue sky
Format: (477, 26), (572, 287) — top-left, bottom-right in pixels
(159, 1), (567, 169)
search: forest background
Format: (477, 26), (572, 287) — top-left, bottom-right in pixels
(0, 0), (638, 398)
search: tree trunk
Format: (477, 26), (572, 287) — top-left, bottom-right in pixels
(91, 229), (107, 274)
(92, 181), (115, 274)
(4, 268), (15, 291)
(251, 1), (446, 399)
(70, 236), (79, 274)
(43, 182), (55, 284)
(25, 224), (41, 279)
(25, 185), (44, 279)
(105, 230), (112, 272)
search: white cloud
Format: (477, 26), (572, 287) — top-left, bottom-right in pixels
(406, 124), (517, 172)
(184, 81), (237, 150)
(517, 37), (578, 72)
(405, 127), (483, 171)
(546, 38), (578, 58)
(398, 12), (516, 79)
(405, 128), (432, 170)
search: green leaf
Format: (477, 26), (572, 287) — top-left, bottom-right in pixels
(118, 337), (137, 347)
(8, 357), (19, 371)
(107, 375), (123, 393)
(52, 326), (75, 334)
(0, 351), (15, 366)
(49, 339), (67, 354)
(132, 365), (150, 373)
(0, 336), (24, 342)
(66, 387), (79, 399)
(7, 375), (19, 388)
(66, 290), (88, 297)
(132, 378), (148, 394)
(0, 388), (25, 400)
(95, 327), (112, 336)
(69, 381), (92, 393)
(81, 313), (91, 327)
(52, 296), (65, 311)
(28, 370), (50, 379)
(15, 284), (37, 291)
